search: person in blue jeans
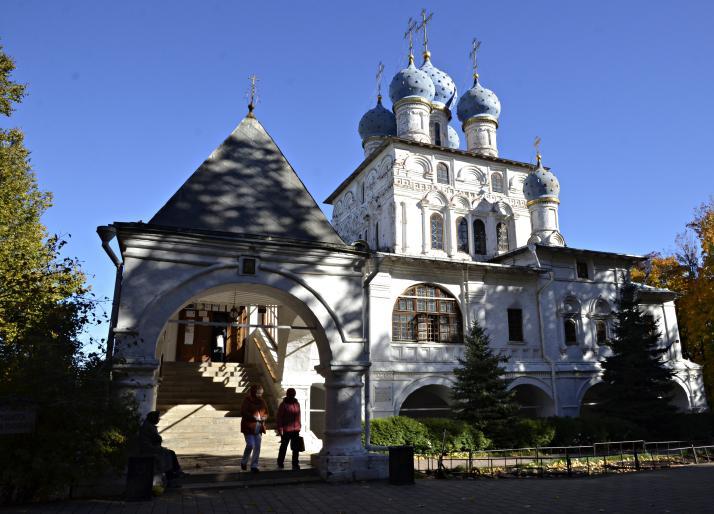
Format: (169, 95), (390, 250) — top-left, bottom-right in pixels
(240, 384), (269, 472)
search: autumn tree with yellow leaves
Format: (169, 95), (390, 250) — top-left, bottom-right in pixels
(632, 198), (714, 400)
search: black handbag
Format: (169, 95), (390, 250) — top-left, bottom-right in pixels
(291, 435), (305, 452)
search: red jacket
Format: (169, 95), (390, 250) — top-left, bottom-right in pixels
(240, 394), (269, 435)
(277, 397), (301, 433)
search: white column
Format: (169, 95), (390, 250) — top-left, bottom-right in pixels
(314, 363), (388, 481)
(420, 202), (429, 254)
(446, 208), (456, 257)
(467, 213), (475, 256)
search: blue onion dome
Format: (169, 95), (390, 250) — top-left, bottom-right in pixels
(447, 125), (460, 149)
(358, 96), (397, 140)
(420, 53), (457, 108)
(389, 59), (435, 104)
(456, 77), (501, 123)
(523, 156), (560, 202)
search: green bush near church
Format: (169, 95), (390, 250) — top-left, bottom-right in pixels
(365, 416), (489, 453)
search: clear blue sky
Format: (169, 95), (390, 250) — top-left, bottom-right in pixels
(3, 1), (713, 342)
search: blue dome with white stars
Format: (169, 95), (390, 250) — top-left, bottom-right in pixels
(447, 125), (460, 149)
(389, 61), (435, 104)
(523, 158), (560, 202)
(358, 96), (397, 141)
(456, 78), (501, 123)
(420, 55), (457, 108)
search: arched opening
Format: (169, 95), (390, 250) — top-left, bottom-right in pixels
(436, 162), (449, 184)
(580, 382), (608, 417)
(511, 384), (554, 417)
(564, 318), (577, 345)
(669, 383), (691, 413)
(135, 278), (337, 464)
(456, 217), (469, 253)
(473, 219), (486, 255)
(392, 284), (463, 343)
(399, 384), (452, 419)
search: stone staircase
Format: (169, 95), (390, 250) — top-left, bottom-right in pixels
(156, 362), (278, 456)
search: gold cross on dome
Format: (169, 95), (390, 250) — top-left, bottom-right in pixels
(470, 38), (482, 79)
(376, 61), (385, 99)
(416, 9), (434, 57)
(247, 74), (259, 116)
(404, 17), (417, 63)
(534, 136), (542, 164)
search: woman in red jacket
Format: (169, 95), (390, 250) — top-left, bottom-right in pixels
(240, 384), (269, 472)
(276, 387), (302, 470)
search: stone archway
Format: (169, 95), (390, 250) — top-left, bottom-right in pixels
(112, 261), (378, 480)
(670, 379), (692, 412)
(579, 381), (608, 417)
(399, 384), (453, 419)
(508, 379), (555, 417)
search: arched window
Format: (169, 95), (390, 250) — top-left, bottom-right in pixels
(434, 122), (442, 146)
(491, 172), (504, 193)
(375, 222), (380, 250)
(392, 284), (462, 343)
(592, 299), (611, 345)
(595, 320), (608, 345)
(430, 213), (444, 250)
(496, 222), (509, 253)
(457, 217), (469, 253)
(436, 163), (449, 185)
(594, 299), (610, 316)
(564, 318), (577, 345)
(473, 219), (486, 255)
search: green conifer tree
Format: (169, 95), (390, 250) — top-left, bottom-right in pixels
(597, 278), (676, 431)
(452, 321), (519, 436)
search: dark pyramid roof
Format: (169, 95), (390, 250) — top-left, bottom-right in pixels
(150, 116), (344, 245)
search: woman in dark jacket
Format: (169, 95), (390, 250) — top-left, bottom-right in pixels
(240, 384), (269, 472)
(276, 387), (302, 470)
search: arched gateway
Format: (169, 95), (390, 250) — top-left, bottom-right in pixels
(101, 114), (386, 481)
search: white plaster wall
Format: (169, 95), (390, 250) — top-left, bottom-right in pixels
(331, 143), (533, 259)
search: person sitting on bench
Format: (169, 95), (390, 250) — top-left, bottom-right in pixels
(138, 411), (186, 480)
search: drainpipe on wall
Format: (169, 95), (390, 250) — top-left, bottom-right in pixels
(97, 225), (123, 366)
(363, 253), (388, 451)
(531, 245), (559, 415)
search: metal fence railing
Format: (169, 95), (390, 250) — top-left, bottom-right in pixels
(413, 440), (714, 478)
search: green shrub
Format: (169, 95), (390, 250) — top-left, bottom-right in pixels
(365, 416), (432, 452)
(420, 418), (490, 452)
(496, 417), (556, 448)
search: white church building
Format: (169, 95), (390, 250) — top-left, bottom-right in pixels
(100, 33), (706, 480)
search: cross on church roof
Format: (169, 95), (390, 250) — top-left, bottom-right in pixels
(416, 9), (434, 60)
(376, 61), (384, 100)
(534, 136), (542, 164)
(470, 38), (482, 80)
(247, 74), (259, 117)
(404, 17), (417, 64)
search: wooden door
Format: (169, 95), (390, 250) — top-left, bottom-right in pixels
(176, 308), (213, 362)
(226, 306), (247, 362)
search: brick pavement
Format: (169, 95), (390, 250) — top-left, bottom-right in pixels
(5, 464), (714, 513)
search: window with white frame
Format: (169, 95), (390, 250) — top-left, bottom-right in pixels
(491, 172), (504, 193)
(392, 284), (463, 343)
(436, 163), (449, 185)
(496, 222), (509, 253)
(430, 213), (444, 250)
(457, 217), (469, 253)
(473, 219), (486, 255)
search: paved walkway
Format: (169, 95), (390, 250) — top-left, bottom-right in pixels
(7, 464), (714, 513)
